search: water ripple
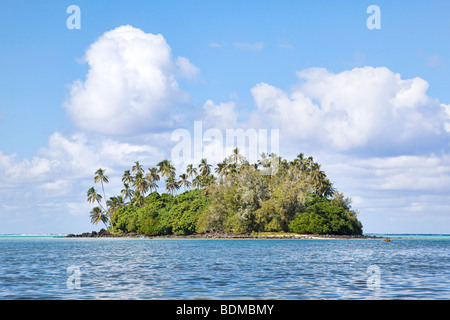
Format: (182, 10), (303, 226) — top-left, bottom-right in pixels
(0, 237), (449, 299)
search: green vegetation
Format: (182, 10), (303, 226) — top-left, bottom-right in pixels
(86, 150), (363, 236)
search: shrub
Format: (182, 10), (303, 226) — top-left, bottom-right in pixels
(289, 199), (362, 235)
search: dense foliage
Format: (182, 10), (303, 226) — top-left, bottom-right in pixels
(87, 150), (363, 236)
(112, 190), (210, 235)
(288, 194), (362, 235)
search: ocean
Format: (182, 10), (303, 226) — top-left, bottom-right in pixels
(0, 234), (448, 300)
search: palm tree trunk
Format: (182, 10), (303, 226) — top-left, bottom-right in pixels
(101, 180), (115, 232)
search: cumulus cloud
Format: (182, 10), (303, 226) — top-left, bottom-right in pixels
(64, 25), (197, 136)
(0, 152), (60, 185)
(323, 153), (450, 193)
(0, 131), (167, 189)
(250, 66), (449, 154)
(0, 129), (170, 232)
(4, 24), (450, 233)
(318, 152), (450, 233)
(202, 99), (238, 129)
(176, 56), (200, 79)
(99, 137), (166, 169)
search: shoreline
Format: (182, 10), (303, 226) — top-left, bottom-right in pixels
(65, 229), (382, 240)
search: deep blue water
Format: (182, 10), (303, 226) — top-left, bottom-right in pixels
(0, 235), (449, 299)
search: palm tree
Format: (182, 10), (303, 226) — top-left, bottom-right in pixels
(310, 163), (334, 198)
(107, 196), (125, 214)
(145, 167), (160, 193)
(319, 177), (334, 198)
(134, 171), (148, 197)
(178, 173), (191, 190)
(204, 174), (216, 186)
(186, 164), (197, 178)
(267, 153), (281, 176)
(157, 160), (176, 179)
(227, 163), (238, 177)
(186, 163), (197, 187)
(228, 147), (245, 166)
(310, 162), (322, 192)
(94, 168), (115, 232)
(215, 161), (228, 179)
(132, 190), (145, 207)
(94, 168), (109, 205)
(305, 156), (314, 172)
(87, 187), (108, 229)
(121, 183), (133, 203)
(122, 170), (134, 186)
(258, 152), (271, 175)
(146, 180), (158, 194)
(165, 175), (180, 206)
(132, 161), (144, 176)
(192, 175), (203, 189)
(198, 158), (212, 177)
(311, 163), (321, 182)
(87, 187), (104, 210)
(198, 158), (213, 187)
(294, 153), (307, 171)
(90, 207), (108, 228)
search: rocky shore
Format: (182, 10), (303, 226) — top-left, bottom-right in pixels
(65, 229), (380, 240)
(65, 229), (145, 238)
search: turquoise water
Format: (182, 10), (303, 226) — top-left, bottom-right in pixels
(0, 235), (448, 299)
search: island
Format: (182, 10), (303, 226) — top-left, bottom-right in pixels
(70, 150), (369, 239)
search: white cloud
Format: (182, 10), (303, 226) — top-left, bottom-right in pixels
(176, 56), (200, 79)
(202, 99), (238, 129)
(42, 179), (69, 192)
(0, 129), (171, 233)
(324, 153), (450, 193)
(99, 138), (166, 169)
(410, 202), (425, 212)
(0, 131), (169, 191)
(67, 201), (92, 217)
(208, 42), (223, 48)
(233, 42), (264, 52)
(442, 104), (450, 132)
(0, 152), (60, 184)
(42, 132), (100, 177)
(250, 66), (449, 153)
(3, 23), (450, 234)
(64, 25), (196, 136)
(316, 152), (450, 233)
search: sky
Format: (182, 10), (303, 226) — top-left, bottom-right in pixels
(1, 0), (450, 234)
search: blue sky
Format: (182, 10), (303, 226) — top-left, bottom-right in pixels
(1, 0), (450, 234)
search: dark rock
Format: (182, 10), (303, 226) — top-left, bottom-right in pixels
(98, 229), (111, 237)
